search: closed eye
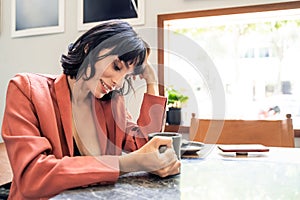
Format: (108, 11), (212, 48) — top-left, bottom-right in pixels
(113, 63), (121, 71)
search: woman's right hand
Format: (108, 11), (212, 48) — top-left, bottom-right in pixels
(119, 136), (181, 177)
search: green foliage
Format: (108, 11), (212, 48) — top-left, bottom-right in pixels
(166, 87), (189, 108)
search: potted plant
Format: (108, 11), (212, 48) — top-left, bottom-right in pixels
(166, 87), (189, 125)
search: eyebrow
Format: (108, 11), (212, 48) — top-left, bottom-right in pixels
(115, 58), (131, 69)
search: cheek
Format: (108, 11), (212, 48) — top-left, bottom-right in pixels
(100, 64), (116, 78)
(116, 78), (125, 87)
(90, 80), (104, 98)
(94, 61), (112, 77)
(101, 69), (111, 78)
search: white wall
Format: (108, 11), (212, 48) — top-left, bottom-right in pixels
(0, 0), (297, 141)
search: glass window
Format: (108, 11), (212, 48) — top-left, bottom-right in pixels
(164, 9), (300, 126)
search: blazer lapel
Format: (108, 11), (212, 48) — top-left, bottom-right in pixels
(111, 94), (126, 154)
(54, 74), (74, 155)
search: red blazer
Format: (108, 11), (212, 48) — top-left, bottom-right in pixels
(2, 73), (167, 199)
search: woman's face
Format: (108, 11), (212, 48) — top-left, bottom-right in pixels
(85, 49), (135, 99)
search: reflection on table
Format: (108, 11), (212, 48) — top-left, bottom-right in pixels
(51, 145), (300, 200)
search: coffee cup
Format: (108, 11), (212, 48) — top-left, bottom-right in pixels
(148, 132), (182, 159)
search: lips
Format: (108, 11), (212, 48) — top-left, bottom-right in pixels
(100, 79), (111, 94)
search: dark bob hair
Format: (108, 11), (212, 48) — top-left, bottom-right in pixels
(60, 20), (147, 96)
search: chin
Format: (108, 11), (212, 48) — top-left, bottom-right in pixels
(97, 94), (106, 99)
(92, 91), (105, 99)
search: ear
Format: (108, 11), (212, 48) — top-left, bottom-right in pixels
(146, 47), (151, 56)
(85, 64), (92, 78)
(84, 44), (89, 54)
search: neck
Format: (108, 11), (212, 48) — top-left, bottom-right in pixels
(67, 76), (90, 104)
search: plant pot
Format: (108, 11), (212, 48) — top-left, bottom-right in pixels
(166, 107), (181, 125)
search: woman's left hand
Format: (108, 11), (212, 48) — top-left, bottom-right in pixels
(133, 61), (157, 84)
(133, 61), (159, 96)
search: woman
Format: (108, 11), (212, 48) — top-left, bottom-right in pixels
(2, 20), (180, 199)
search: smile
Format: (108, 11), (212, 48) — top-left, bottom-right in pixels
(100, 79), (111, 93)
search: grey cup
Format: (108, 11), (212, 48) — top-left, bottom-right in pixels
(148, 132), (182, 160)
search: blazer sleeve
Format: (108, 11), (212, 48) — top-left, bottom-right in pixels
(1, 74), (119, 199)
(123, 93), (167, 152)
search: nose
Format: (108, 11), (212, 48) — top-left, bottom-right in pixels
(112, 74), (125, 89)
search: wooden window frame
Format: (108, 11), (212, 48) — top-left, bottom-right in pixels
(157, 1), (300, 135)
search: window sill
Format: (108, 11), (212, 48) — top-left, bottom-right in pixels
(164, 125), (300, 138)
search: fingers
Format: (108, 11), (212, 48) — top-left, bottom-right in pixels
(135, 136), (179, 175)
(150, 136), (173, 149)
(131, 74), (144, 81)
(158, 147), (177, 163)
(151, 160), (181, 178)
(164, 160), (181, 177)
(155, 148), (179, 173)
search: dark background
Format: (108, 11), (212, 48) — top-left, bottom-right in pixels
(84, 0), (138, 23)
